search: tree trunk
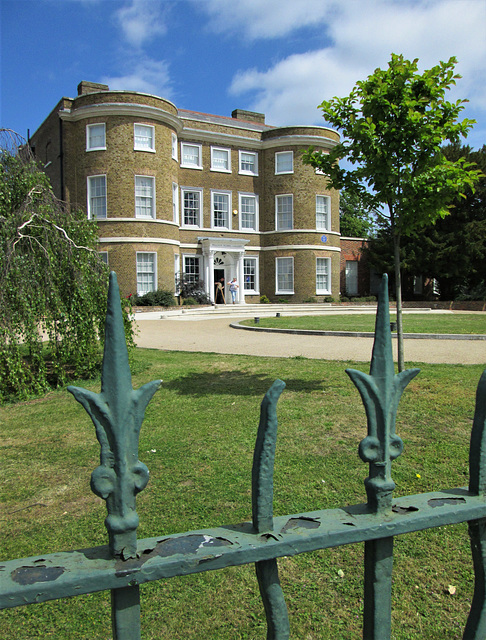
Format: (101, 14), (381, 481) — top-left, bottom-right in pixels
(393, 232), (405, 372)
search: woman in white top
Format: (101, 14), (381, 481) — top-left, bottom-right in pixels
(229, 278), (238, 304)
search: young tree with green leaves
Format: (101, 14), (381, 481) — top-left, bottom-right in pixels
(339, 189), (377, 238)
(0, 130), (134, 403)
(304, 54), (481, 371)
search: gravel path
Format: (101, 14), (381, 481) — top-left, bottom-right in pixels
(135, 316), (486, 365)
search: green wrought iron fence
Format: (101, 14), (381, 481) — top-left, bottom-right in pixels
(1, 272), (485, 639)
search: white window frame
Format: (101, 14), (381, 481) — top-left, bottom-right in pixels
(210, 146), (231, 173)
(135, 175), (156, 219)
(172, 182), (179, 224)
(136, 252), (157, 296)
(181, 187), (203, 228)
(211, 190), (232, 230)
(181, 142), (203, 169)
(174, 254), (180, 294)
(99, 251), (108, 265)
(238, 193), (258, 232)
(275, 151), (293, 175)
(183, 255), (201, 284)
(87, 175), (107, 220)
(316, 195), (331, 231)
(239, 150), (258, 176)
(134, 124), (155, 152)
(243, 256), (259, 294)
(86, 123), (106, 151)
(276, 257), (294, 295)
(275, 194), (293, 231)
(316, 257), (331, 295)
(172, 133), (178, 160)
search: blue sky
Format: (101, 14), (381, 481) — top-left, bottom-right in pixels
(2, 0), (486, 150)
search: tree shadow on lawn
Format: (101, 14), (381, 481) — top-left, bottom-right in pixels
(164, 369), (327, 397)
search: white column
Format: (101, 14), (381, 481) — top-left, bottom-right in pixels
(205, 250), (215, 303)
(237, 251), (245, 304)
(202, 254), (209, 300)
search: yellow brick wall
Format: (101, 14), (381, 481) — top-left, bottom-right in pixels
(31, 87), (342, 301)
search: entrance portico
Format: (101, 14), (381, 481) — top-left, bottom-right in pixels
(198, 237), (250, 304)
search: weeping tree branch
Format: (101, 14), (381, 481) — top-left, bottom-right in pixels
(13, 209), (97, 253)
(0, 130), (132, 403)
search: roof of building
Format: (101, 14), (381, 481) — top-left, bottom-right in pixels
(178, 108), (274, 132)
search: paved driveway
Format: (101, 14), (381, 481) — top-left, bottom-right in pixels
(134, 316), (486, 365)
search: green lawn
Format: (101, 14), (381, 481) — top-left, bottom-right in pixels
(1, 349), (485, 639)
(241, 313), (486, 334)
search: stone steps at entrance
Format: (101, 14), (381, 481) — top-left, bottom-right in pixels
(133, 303), (438, 321)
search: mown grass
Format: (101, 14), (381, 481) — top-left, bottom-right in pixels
(241, 313), (486, 334)
(1, 349), (485, 639)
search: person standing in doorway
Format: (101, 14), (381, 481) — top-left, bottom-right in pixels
(229, 277), (238, 304)
(215, 278), (225, 304)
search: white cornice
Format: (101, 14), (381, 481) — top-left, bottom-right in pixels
(180, 127), (338, 151)
(102, 238), (341, 253)
(97, 218), (179, 226)
(180, 112), (339, 139)
(59, 103), (183, 133)
(261, 245), (341, 252)
(58, 103), (338, 151)
(99, 237), (180, 246)
(261, 135), (338, 150)
(180, 243), (263, 251)
(260, 229), (340, 237)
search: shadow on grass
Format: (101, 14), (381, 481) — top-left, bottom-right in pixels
(164, 369), (327, 397)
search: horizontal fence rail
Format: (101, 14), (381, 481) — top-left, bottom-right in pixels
(1, 272), (486, 640)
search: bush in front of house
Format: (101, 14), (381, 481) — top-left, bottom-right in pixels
(175, 276), (210, 305)
(135, 289), (176, 307)
(349, 296), (377, 303)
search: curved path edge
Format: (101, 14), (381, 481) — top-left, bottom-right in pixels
(230, 322), (486, 341)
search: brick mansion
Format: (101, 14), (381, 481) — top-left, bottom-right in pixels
(30, 81), (365, 303)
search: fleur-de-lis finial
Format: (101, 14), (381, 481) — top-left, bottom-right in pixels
(346, 275), (420, 513)
(68, 272), (161, 558)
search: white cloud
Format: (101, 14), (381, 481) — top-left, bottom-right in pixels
(228, 0), (486, 129)
(230, 49), (366, 126)
(101, 57), (173, 97)
(202, 0), (333, 39)
(115, 0), (168, 48)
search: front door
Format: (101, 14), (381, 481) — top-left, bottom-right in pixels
(214, 268), (226, 303)
(346, 261), (358, 296)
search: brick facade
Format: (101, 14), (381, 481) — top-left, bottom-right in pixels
(340, 237), (371, 297)
(30, 81), (342, 302)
